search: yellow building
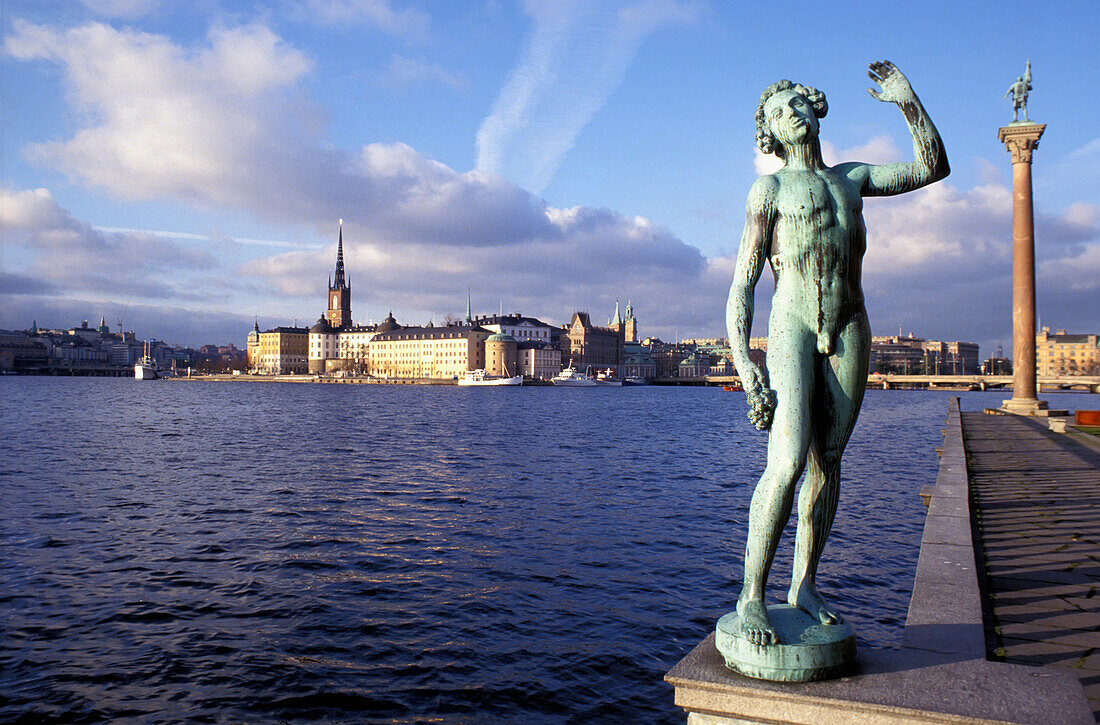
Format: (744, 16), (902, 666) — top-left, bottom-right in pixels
(1037, 328), (1100, 376)
(369, 322), (489, 379)
(258, 326), (308, 374)
(246, 320), (261, 371)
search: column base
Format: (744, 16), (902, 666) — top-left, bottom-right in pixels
(1000, 398), (1067, 417)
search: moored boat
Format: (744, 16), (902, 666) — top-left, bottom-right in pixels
(134, 341), (159, 380)
(595, 369), (622, 387)
(551, 363), (596, 387)
(458, 369), (523, 386)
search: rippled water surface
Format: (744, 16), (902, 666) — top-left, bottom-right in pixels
(4, 378), (1096, 723)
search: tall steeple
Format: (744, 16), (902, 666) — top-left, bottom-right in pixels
(325, 219), (353, 329)
(610, 299), (622, 326)
(465, 287), (472, 324)
(332, 218), (347, 290)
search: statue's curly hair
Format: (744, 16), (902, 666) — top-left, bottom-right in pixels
(755, 80), (828, 157)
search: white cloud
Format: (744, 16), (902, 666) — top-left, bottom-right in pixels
(378, 54), (467, 90)
(4, 21), (712, 342)
(475, 0), (700, 193)
(1, 187), (219, 302)
(7, 21), (317, 208)
(293, 0), (430, 39)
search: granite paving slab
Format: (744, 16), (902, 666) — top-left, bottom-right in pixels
(963, 412), (1100, 721)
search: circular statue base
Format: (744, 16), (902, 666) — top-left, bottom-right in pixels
(715, 604), (856, 682)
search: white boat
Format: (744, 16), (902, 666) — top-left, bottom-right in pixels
(458, 369), (522, 386)
(134, 358), (158, 380)
(134, 341), (159, 380)
(623, 376), (647, 386)
(551, 364), (596, 387)
(595, 369), (622, 387)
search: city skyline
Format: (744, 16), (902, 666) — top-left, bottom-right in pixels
(2, 1), (1098, 353)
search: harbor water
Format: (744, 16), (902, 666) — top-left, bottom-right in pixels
(3, 378), (1096, 723)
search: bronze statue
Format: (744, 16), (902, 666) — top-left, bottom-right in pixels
(1005, 60), (1032, 123)
(725, 61), (949, 649)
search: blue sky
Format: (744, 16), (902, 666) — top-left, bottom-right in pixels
(2, 0), (1097, 355)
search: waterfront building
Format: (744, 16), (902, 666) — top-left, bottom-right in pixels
(308, 317), (336, 373)
(2, 318), (187, 375)
(922, 340), (980, 375)
(870, 334), (980, 375)
(0, 330), (49, 373)
(258, 327), (308, 374)
(709, 356), (735, 376)
(336, 325), (379, 373)
(678, 352), (711, 378)
(247, 321), (260, 371)
(607, 299), (640, 345)
(478, 313), (555, 343)
(564, 311), (624, 372)
(871, 334), (926, 374)
(643, 338), (694, 378)
(111, 340), (146, 366)
(1037, 327), (1100, 375)
(517, 340), (562, 380)
(485, 331), (518, 377)
(369, 319), (489, 379)
(621, 339), (656, 380)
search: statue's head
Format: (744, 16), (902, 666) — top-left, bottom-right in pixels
(755, 80), (828, 157)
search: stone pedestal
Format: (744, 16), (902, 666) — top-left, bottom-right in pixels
(997, 122), (1046, 416)
(715, 605), (856, 683)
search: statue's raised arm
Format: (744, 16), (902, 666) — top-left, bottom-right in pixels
(837, 61), (948, 197)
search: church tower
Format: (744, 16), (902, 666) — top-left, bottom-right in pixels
(623, 300), (638, 343)
(326, 219), (352, 329)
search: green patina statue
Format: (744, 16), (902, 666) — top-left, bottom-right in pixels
(722, 61), (948, 672)
(1005, 60), (1032, 123)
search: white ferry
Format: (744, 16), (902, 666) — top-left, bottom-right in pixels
(551, 363), (596, 387)
(458, 369), (523, 386)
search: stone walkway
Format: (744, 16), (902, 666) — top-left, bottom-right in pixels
(963, 412), (1100, 721)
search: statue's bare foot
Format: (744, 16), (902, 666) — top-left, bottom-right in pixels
(737, 598), (778, 645)
(788, 582), (842, 625)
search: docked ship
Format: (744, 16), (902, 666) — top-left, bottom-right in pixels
(458, 369), (522, 386)
(594, 369), (622, 387)
(134, 341), (171, 380)
(551, 363), (596, 387)
(134, 342), (159, 380)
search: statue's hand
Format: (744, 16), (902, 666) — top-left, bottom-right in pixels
(746, 385), (777, 431)
(740, 365), (776, 431)
(866, 60), (915, 105)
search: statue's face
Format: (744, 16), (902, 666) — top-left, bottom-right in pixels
(764, 89), (818, 147)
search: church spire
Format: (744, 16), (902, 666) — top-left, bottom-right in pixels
(332, 218), (347, 290)
(611, 299), (621, 326)
(465, 287), (472, 324)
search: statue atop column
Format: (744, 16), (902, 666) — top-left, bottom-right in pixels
(719, 61), (949, 681)
(1005, 60), (1032, 123)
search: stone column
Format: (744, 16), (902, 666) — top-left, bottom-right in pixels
(998, 123), (1046, 415)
